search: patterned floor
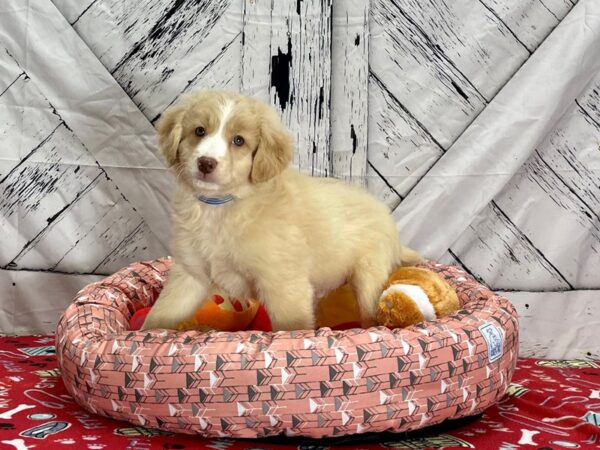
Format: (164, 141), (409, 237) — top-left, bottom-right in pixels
(0, 335), (598, 449)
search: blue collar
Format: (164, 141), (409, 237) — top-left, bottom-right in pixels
(198, 194), (236, 205)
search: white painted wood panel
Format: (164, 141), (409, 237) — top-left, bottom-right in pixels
(494, 151), (600, 289)
(0, 1), (173, 252)
(0, 268), (103, 335)
(370, 0), (487, 148)
(0, 66), (62, 177)
(449, 202), (573, 290)
(51, 0), (96, 24)
(151, 30), (243, 123)
(242, 0), (333, 176)
(72, 0), (242, 121)
(480, 0), (574, 52)
(367, 73), (444, 199)
(393, 1), (600, 260)
(330, 0), (369, 185)
(500, 290), (599, 359)
(2, 0), (599, 349)
(392, 0), (530, 101)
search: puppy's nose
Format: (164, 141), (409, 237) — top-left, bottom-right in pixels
(197, 156), (218, 174)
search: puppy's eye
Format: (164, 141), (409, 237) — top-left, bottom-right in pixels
(232, 135), (245, 146)
(195, 126), (205, 137)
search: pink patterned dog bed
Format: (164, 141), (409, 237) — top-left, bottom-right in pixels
(56, 258), (518, 438)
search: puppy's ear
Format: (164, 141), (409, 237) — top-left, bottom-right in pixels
(157, 104), (186, 167)
(251, 107), (294, 183)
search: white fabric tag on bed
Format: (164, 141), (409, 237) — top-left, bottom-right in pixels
(479, 322), (504, 363)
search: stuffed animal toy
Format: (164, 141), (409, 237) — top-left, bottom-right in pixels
(376, 266), (460, 328)
(129, 266), (459, 332)
(316, 266), (460, 329)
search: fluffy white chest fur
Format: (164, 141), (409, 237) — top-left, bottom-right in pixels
(173, 198), (256, 301)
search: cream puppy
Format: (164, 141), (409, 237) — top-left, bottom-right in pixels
(141, 91), (420, 331)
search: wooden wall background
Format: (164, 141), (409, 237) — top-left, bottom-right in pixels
(0, 0), (597, 359)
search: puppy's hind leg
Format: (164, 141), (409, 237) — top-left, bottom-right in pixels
(350, 255), (393, 328)
(140, 264), (210, 330)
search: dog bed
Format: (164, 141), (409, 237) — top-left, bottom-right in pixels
(56, 258), (519, 438)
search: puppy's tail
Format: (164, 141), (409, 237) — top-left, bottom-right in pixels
(398, 245), (423, 267)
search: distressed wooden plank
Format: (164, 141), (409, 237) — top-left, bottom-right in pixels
(330, 0), (369, 186)
(240, 0), (270, 103)
(578, 74), (600, 126)
(0, 69), (62, 176)
(150, 32), (242, 123)
(15, 176), (162, 274)
(494, 149), (600, 288)
(392, 0), (530, 101)
(499, 290), (600, 359)
(70, 0), (242, 120)
(94, 222), (154, 273)
(366, 163), (402, 210)
(449, 202), (572, 290)
(242, 0), (332, 176)
(0, 118), (160, 275)
(437, 251), (468, 270)
(51, 0), (97, 24)
(539, 106), (600, 216)
(479, 0), (575, 52)
(367, 73), (444, 199)
(0, 49), (23, 94)
(0, 268), (103, 334)
(0, 1), (173, 254)
(392, 0), (600, 258)
(370, 0), (487, 148)
(0, 123), (100, 267)
(0, 56), (163, 274)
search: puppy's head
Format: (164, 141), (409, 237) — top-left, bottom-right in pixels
(157, 91), (293, 194)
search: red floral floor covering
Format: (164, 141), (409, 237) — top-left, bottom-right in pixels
(0, 335), (598, 450)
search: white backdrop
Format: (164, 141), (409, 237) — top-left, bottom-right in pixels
(0, 0), (598, 359)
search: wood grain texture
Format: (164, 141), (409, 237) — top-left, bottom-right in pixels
(367, 72), (444, 200)
(368, 0), (579, 201)
(366, 162), (402, 210)
(578, 73), (600, 127)
(0, 58), (62, 179)
(390, 0), (530, 101)
(51, 0), (97, 24)
(0, 2), (174, 258)
(486, 142), (599, 289)
(449, 202), (573, 291)
(500, 289), (599, 359)
(452, 70), (600, 291)
(0, 51), (162, 275)
(3, 0), (599, 351)
(151, 31), (242, 123)
(391, 0), (600, 260)
(330, 0), (369, 186)
(369, 0), (487, 148)
(69, 0), (242, 120)
(0, 268), (104, 334)
(242, 0), (333, 176)
(479, 0), (575, 52)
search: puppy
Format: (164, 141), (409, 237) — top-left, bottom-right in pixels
(141, 90), (420, 331)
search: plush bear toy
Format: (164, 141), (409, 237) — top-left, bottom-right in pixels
(130, 266), (459, 332)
